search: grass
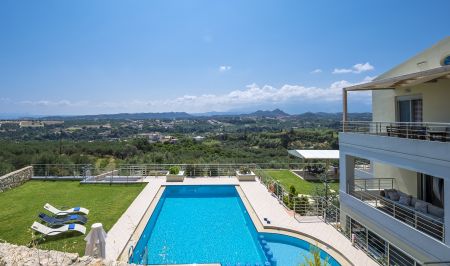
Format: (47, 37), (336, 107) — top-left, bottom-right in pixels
(263, 169), (339, 195)
(0, 180), (144, 255)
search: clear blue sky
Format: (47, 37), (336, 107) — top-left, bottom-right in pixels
(0, 0), (449, 116)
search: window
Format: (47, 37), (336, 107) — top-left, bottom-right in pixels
(396, 96), (423, 122)
(418, 174), (444, 208)
(441, 55), (450, 66)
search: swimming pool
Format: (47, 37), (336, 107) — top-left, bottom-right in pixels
(130, 185), (340, 266)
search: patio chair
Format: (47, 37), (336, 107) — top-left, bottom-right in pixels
(38, 213), (87, 226)
(31, 221), (86, 236)
(44, 203), (89, 216)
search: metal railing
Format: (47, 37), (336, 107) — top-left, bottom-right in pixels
(254, 169), (337, 221)
(354, 178), (395, 191)
(348, 183), (445, 242)
(31, 163), (335, 182)
(342, 121), (450, 142)
(32, 164), (93, 179)
(347, 217), (422, 266)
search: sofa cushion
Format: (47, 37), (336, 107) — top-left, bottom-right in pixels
(398, 195), (411, 206)
(415, 200), (428, 213)
(428, 205), (444, 218)
(388, 191), (400, 201)
(410, 197), (417, 207)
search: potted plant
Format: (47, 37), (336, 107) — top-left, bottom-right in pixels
(166, 166), (185, 182)
(236, 166), (256, 181)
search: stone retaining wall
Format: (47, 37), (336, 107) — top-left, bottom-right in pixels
(0, 243), (129, 266)
(0, 166), (33, 193)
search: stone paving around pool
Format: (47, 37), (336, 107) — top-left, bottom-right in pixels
(105, 176), (377, 266)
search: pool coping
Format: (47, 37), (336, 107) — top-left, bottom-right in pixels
(118, 183), (353, 266)
(118, 185), (166, 262)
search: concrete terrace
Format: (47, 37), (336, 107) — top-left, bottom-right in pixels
(105, 176), (377, 266)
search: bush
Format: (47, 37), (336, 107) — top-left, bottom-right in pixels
(296, 195), (310, 216)
(168, 166), (180, 175)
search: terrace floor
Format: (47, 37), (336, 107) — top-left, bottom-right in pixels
(106, 176), (377, 266)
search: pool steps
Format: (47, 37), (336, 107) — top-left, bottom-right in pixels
(258, 235), (277, 266)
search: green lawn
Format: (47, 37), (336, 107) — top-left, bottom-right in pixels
(0, 181), (144, 255)
(263, 169), (339, 195)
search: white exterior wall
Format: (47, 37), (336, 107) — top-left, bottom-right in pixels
(373, 78), (450, 123)
(372, 162), (418, 196)
(375, 37), (450, 80)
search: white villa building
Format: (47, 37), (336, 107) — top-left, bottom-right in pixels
(340, 36), (450, 265)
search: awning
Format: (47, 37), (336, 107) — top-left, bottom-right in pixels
(288, 150), (339, 160)
(345, 65), (450, 91)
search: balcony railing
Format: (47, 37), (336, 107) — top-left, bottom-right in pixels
(342, 121), (450, 142)
(354, 178), (395, 191)
(348, 183), (445, 242)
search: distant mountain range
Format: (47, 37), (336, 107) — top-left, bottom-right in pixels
(1, 109), (371, 121)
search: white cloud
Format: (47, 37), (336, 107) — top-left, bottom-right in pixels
(333, 62), (374, 74)
(16, 77), (372, 113)
(219, 65), (232, 72)
(310, 69), (322, 74)
(19, 100), (88, 107)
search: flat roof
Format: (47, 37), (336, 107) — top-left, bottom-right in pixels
(288, 150), (339, 160)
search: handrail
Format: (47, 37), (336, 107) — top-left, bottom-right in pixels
(128, 244), (134, 262)
(354, 178), (395, 191)
(345, 120), (450, 126)
(341, 121), (450, 142)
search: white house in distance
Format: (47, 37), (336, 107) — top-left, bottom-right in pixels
(193, 135), (205, 142)
(340, 37), (450, 265)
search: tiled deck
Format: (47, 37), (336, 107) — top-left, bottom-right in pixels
(105, 177), (377, 266)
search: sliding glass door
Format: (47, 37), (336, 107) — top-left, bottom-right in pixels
(397, 97), (422, 123)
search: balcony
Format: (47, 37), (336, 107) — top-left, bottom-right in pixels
(342, 121), (450, 142)
(348, 179), (445, 242)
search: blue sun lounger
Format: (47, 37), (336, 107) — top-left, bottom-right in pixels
(38, 213), (87, 226)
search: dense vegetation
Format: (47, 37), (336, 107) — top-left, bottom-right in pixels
(0, 112), (371, 175)
(0, 128), (338, 175)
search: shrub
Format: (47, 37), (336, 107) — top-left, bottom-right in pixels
(296, 195), (310, 216)
(168, 166), (180, 175)
(300, 244), (329, 266)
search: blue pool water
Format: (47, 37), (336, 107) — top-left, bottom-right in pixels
(130, 185), (340, 266)
(262, 233), (340, 266)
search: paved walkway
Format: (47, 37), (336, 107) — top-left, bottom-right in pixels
(105, 177), (377, 265)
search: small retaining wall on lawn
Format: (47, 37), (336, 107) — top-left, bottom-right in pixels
(0, 243), (129, 266)
(0, 166), (33, 192)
